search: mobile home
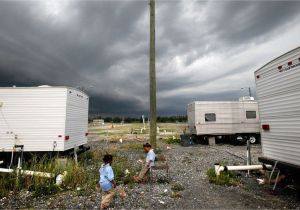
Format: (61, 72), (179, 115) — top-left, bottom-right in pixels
(254, 47), (300, 176)
(0, 86), (89, 153)
(187, 97), (260, 144)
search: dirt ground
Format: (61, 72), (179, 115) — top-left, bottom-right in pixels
(0, 123), (299, 209)
(89, 123), (300, 209)
(165, 144), (299, 209)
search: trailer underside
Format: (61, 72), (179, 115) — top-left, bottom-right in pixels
(259, 156), (300, 181)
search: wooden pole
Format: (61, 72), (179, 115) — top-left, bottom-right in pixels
(149, 0), (156, 148)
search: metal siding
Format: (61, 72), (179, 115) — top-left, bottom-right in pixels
(255, 47), (300, 167)
(64, 88), (89, 150)
(0, 88), (66, 152)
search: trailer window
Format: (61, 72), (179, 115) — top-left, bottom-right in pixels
(205, 113), (216, 122)
(246, 111), (256, 119)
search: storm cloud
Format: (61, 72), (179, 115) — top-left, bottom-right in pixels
(0, 0), (300, 116)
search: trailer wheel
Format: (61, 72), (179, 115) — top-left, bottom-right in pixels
(249, 136), (257, 144)
(234, 135), (246, 145)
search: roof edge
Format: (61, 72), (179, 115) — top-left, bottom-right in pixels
(254, 46), (300, 73)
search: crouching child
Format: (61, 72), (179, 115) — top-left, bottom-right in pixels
(133, 143), (156, 183)
(99, 154), (116, 209)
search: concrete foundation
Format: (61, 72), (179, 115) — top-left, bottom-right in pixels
(208, 136), (216, 145)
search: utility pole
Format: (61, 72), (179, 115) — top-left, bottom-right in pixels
(149, 0), (157, 148)
(248, 87), (252, 97)
(241, 87), (252, 97)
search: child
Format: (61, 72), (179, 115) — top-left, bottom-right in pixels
(99, 154), (116, 209)
(133, 143), (156, 183)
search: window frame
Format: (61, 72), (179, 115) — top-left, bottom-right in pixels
(205, 113), (216, 122)
(246, 111), (257, 119)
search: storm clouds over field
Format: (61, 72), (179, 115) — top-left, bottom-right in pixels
(0, 0), (300, 115)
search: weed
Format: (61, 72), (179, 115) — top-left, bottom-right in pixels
(170, 191), (182, 198)
(206, 168), (240, 186)
(82, 150), (94, 160)
(156, 177), (170, 184)
(165, 136), (181, 144)
(32, 183), (59, 197)
(0, 173), (16, 197)
(171, 182), (185, 192)
(112, 154), (140, 185)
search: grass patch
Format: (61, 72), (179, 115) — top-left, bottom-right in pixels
(80, 148), (142, 186)
(165, 136), (181, 144)
(0, 173), (17, 197)
(32, 183), (59, 197)
(156, 176), (170, 184)
(206, 168), (240, 186)
(0, 155), (100, 198)
(171, 182), (185, 192)
(170, 191), (183, 198)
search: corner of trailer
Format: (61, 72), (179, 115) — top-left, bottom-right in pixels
(0, 86), (90, 165)
(254, 46), (300, 183)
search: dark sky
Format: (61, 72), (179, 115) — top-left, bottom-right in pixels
(0, 0), (300, 116)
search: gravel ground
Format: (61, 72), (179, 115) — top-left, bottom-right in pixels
(1, 141), (299, 209)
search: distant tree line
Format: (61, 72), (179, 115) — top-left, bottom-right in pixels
(89, 115), (187, 123)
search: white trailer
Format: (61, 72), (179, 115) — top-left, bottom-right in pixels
(0, 86), (89, 153)
(187, 97), (260, 144)
(254, 46), (300, 177)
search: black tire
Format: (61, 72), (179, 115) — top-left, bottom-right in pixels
(249, 135), (257, 144)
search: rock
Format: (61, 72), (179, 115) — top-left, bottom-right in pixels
(159, 200), (165, 204)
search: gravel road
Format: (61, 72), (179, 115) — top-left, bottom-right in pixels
(1, 142), (299, 209)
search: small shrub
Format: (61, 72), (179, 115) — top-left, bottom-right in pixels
(171, 183), (185, 192)
(32, 182), (59, 197)
(165, 136), (181, 144)
(0, 173), (16, 197)
(112, 154), (140, 185)
(170, 191), (182, 198)
(206, 168), (240, 186)
(82, 150), (94, 160)
(157, 176), (170, 184)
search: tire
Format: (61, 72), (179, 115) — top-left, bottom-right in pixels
(249, 136), (257, 144)
(234, 135), (246, 145)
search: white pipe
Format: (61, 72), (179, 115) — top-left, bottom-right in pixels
(0, 167), (67, 186)
(0, 167), (54, 178)
(0, 160), (3, 164)
(0, 168), (14, 173)
(214, 164), (225, 176)
(55, 171), (68, 186)
(21, 170), (55, 178)
(214, 163), (273, 176)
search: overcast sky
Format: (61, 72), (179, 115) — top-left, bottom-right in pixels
(0, 0), (300, 116)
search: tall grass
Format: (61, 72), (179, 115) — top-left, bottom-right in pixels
(0, 143), (145, 199)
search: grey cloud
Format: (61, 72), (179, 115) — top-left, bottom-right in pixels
(207, 1), (300, 46)
(0, 0), (299, 116)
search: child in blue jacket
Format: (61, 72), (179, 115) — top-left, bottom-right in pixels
(99, 154), (116, 209)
